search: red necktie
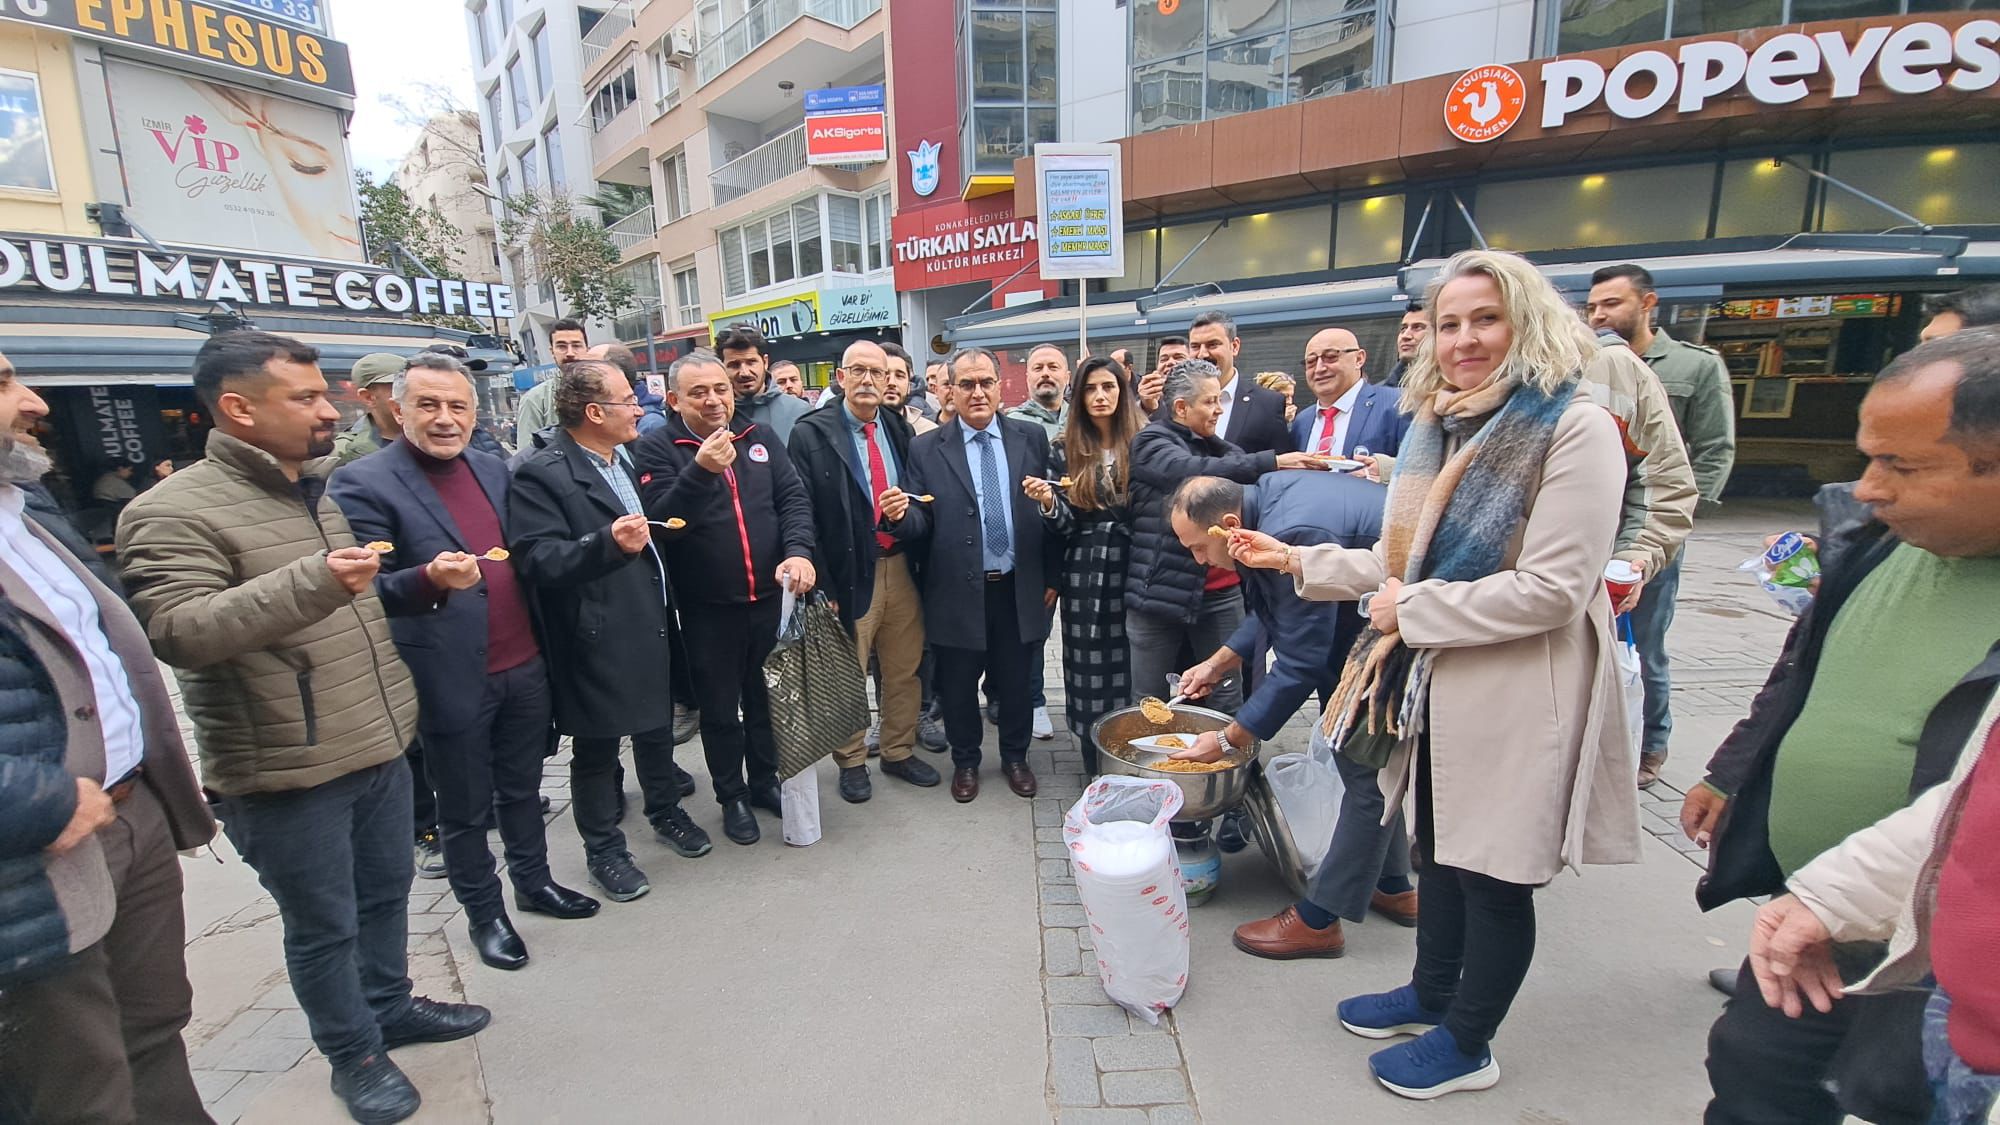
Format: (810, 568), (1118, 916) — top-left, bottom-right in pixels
(863, 421), (896, 552)
(1315, 405), (1341, 455)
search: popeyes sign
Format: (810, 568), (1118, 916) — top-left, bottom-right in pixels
(1448, 17), (1999, 142)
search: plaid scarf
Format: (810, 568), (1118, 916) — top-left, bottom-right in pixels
(1320, 370), (1581, 748)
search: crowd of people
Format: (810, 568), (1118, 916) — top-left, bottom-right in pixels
(0, 255), (1997, 1124)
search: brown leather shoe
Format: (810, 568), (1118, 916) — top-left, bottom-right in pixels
(951, 767), (980, 803)
(1637, 750), (1666, 789)
(1369, 889), (1419, 928)
(1002, 761), (1038, 798)
(1232, 906), (1345, 959)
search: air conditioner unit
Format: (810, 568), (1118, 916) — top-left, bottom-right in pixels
(667, 27), (695, 61)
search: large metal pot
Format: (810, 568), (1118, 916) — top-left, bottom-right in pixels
(1091, 703), (1256, 821)
(1240, 769), (1312, 898)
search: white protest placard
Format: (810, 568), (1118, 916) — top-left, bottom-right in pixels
(1034, 144), (1124, 280)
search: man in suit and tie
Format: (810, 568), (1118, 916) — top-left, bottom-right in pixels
(1190, 311), (1293, 455)
(1290, 327), (1411, 462)
(509, 361), (713, 906)
(329, 354), (600, 973)
(886, 347), (1071, 803)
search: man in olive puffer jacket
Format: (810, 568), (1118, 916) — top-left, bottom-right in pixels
(118, 331), (487, 1125)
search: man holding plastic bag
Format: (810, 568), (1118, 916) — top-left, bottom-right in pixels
(632, 350), (817, 847)
(1165, 474), (1419, 959)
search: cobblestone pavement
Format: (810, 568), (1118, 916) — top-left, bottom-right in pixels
(176, 501), (1808, 1122)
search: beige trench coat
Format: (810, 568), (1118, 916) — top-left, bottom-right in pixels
(1294, 398), (1642, 885)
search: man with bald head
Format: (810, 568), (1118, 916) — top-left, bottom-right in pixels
(787, 340), (939, 802)
(1289, 327), (1409, 461)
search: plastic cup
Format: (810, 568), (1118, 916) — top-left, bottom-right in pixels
(1604, 559), (1641, 603)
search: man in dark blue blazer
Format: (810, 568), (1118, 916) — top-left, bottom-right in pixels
(329, 354), (599, 973)
(1290, 327), (1411, 463)
(1167, 472), (1418, 960)
(887, 347), (1070, 803)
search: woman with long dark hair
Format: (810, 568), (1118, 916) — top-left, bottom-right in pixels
(1047, 356), (1146, 771)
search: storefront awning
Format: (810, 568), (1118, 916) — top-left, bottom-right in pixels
(945, 275), (1406, 349)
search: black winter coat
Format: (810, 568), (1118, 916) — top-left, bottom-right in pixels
(0, 599), (72, 980)
(1124, 419), (1276, 623)
(631, 415), (815, 606)
(508, 431), (674, 739)
(787, 403), (916, 629)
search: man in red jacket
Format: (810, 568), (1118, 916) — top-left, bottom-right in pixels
(632, 350), (817, 846)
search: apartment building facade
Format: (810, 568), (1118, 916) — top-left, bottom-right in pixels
(393, 110), (506, 291)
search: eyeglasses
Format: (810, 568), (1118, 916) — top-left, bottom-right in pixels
(1304, 348), (1363, 366)
(953, 378), (999, 393)
(591, 399), (642, 411)
(843, 365), (886, 380)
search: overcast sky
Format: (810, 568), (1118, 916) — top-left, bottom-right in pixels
(340, 0), (480, 177)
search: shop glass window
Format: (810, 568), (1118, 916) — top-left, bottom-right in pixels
(793, 200), (825, 277)
(1822, 144), (2000, 231)
(1715, 157), (1808, 239)
(506, 56), (531, 126)
(1477, 164), (1712, 251)
(1108, 229), (1158, 292)
(720, 226), (746, 297)
(1159, 205), (1331, 285)
(0, 71), (53, 193)
(1289, 15), (1375, 101)
(1335, 193), (1404, 269)
(828, 195), (865, 274)
(1133, 53), (1205, 134)
(1134, 0), (1207, 62)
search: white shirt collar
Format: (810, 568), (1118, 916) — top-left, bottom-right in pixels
(1318, 380), (1363, 415)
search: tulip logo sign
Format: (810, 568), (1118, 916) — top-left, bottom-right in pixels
(1445, 64), (1527, 143)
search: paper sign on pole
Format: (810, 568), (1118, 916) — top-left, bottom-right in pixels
(1033, 144), (1124, 280)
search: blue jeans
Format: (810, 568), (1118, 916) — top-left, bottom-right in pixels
(1926, 989), (2000, 1124)
(216, 758), (415, 1067)
(1628, 555), (1682, 758)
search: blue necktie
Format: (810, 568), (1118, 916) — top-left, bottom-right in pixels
(974, 431), (1010, 562)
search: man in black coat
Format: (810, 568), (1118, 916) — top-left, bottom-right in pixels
(1190, 310), (1293, 455)
(1167, 474), (1420, 960)
(632, 350), (818, 845)
(509, 360), (712, 904)
(329, 354), (599, 972)
(1126, 359), (1320, 712)
(787, 341), (941, 803)
(887, 347), (1070, 803)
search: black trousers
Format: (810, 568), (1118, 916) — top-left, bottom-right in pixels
(1705, 959), (1857, 1124)
(935, 572), (1034, 770)
(680, 598), (782, 803)
(667, 601), (696, 708)
(1409, 741), (1536, 1056)
(421, 656), (553, 923)
(571, 725), (682, 861)
(405, 737), (435, 839)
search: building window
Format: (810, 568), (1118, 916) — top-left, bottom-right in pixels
(715, 194), (885, 300)
(1475, 163), (1714, 251)
(827, 194), (864, 274)
(958, 0), (1059, 177)
(484, 84), (504, 145)
(792, 198), (823, 277)
(591, 68), (638, 131)
(498, 0), (514, 28)
(506, 55), (531, 127)
(1129, 0), (1381, 134)
(1555, 0), (1906, 53)
(542, 123), (566, 192)
(521, 144), (541, 195)
(672, 262), (701, 327)
(529, 22), (552, 103)
(1820, 143), (2000, 232)
(661, 150), (691, 222)
(473, 3), (494, 63)
(864, 191), (890, 273)
(497, 167), (513, 202)
(651, 43), (683, 113)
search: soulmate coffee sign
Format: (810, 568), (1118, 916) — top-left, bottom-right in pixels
(106, 60), (361, 261)
(0, 234), (518, 320)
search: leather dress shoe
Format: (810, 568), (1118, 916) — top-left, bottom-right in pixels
(951, 766), (980, 803)
(881, 755), (941, 787)
(1709, 967), (1740, 997)
(839, 765), (873, 803)
(469, 915), (529, 970)
(515, 882), (600, 920)
(748, 782), (784, 816)
(1233, 905), (1346, 960)
(329, 1053), (420, 1124)
(379, 996), (493, 1049)
(722, 798), (760, 845)
(1369, 889), (1419, 928)
(1002, 761), (1038, 798)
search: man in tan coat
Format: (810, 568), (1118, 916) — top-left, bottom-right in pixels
(119, 331), (489, 1125)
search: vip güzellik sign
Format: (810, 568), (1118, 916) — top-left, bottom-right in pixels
(0, 235), (517, 319)
(805, 111), (888, 166)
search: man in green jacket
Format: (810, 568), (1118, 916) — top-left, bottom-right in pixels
(1589, 263), (1737, 788)
(332, 352), (407, 467)
(118, 331), (489, 1125)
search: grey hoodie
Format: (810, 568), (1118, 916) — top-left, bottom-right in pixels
(737, 385), (810, 445)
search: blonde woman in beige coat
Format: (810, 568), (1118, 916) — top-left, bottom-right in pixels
(1202, 250), (1641, 1100)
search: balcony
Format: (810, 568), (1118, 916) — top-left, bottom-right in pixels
(710, 124), (806, 206)
(580, 2), (634, 71)
(606, 205), (657, 252)
(589, 103), (646, 174)
(695, 0), (881, 87)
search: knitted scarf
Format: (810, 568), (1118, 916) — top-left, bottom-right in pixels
(1319, 370), (1581, 750)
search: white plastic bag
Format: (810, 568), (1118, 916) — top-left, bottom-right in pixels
(781, 769), (821, 847)
(1065, 776), (1188, 1024)
(1614, 614), (1644, 757)
(1266, 750), (1345, 876)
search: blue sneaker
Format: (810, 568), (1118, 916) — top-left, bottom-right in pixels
(1337, 984), (1445, 1039)
(1369, 1026), (1499, 1100)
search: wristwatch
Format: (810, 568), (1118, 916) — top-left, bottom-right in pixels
(1215, 725), (1241, 758)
